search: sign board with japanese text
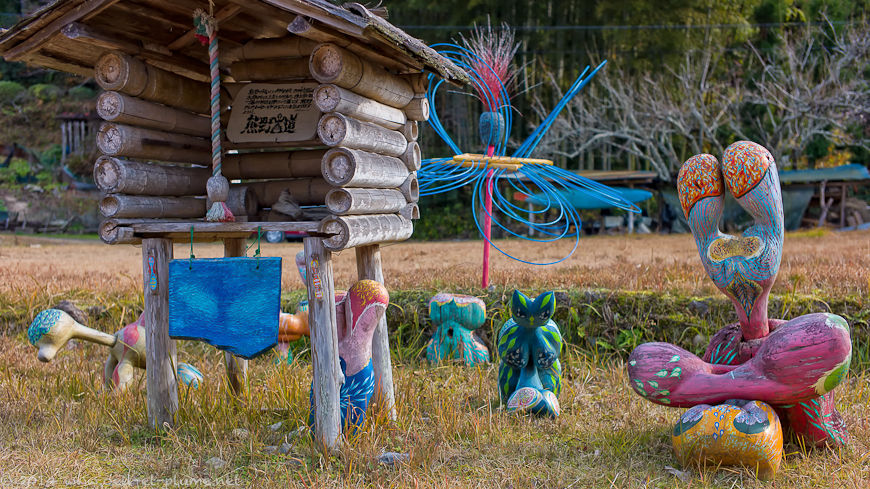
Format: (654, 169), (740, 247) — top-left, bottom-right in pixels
(227, 83), (321, 143)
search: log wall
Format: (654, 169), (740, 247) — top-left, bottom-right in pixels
(90, 33), (431, 251)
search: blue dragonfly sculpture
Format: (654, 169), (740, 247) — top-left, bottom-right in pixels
(419, 29), (639, 286)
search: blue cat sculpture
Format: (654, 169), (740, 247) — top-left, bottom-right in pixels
(497, 290), (563, 417)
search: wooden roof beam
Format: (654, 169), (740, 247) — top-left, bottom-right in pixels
(264, 0), (366, 38)
(61, 22), (209, 81)
(62, 21), (140, 53)
(288, 16), (416, 73)
(167, 4), (242, 51)
(24, 52), (93, 77)
(4, 0), (121, 61)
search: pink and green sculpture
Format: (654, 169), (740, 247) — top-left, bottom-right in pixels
(497, 290), (562, 417)
(426, 293), (489, 365)
(309, 279), (389, 431)
(28, 309), (202, 390)
(628, 141), (851, 448)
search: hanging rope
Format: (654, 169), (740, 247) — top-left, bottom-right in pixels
(189, 225), (196, 269)
(194, 6), (234, 222)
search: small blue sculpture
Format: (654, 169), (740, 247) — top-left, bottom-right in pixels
(497, 290), (563, 417)
(426, 293), (489, 365)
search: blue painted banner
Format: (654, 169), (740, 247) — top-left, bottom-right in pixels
(168, 257), (281, 359)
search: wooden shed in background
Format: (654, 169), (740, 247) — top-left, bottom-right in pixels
(0, 0), (468, 450)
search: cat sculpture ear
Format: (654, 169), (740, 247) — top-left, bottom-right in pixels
(532, 291), (556, 324)
(511, 290), (532, 325)
(511, 290), (555, 328)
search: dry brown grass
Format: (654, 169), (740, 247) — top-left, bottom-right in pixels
(1, 230), (868, 487)
(1, 333), (868, 488)
(2, 229), (868, 298)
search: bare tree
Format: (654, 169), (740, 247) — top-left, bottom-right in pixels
(532, 22), (870, 178)
(532, 46), (742, 180)
(735, 22), (870, 168)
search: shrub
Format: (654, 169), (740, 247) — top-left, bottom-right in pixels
(67, 86), (96, 101)
(0, 81), (25, 104)
(28, 83), (61, 103)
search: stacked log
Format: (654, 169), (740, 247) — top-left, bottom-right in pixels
(227, 37), (318, 62)
(222, 150), (326, 180)
(93, 50), (241, 241)
(95, 51), (209, 114)
(229, 58), (311, 82)
(91, 36), (430, 249)
(305, 42), (427, 250)
(320, 214), (413, 251)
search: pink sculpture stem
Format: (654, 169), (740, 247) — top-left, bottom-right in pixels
(628, 313), (851, 408)
(482, 144), (495, 288)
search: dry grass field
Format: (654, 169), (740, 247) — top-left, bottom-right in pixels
(1, 230), (869, 488)
(1, 337), (868, 489)
(2, 229), (868, 297)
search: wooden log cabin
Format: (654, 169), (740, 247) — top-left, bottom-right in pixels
(0, 0), (469, 450)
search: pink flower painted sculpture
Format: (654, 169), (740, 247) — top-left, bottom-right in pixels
(309, 279), (390, 430)
(628, 141), (852, 447)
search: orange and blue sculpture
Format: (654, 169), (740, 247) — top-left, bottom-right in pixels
(672, 399), (783, 479)
(275, 251), (312, 364)
(309, 279), (389, 431)
(426, 293), (489, 365)
(497, 290), (562, 417)
(28, 309), (202, 390)
(628, 141), (851, 466)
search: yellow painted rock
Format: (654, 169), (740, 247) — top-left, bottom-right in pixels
(672, 399), (782, 479)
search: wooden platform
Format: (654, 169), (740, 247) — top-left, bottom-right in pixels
(102, 220), (332, 243)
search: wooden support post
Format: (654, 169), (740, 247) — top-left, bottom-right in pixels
(223, 238), (248, 396)
(61, 122), (68, 162)
(528, 201), (535, 237)
(817, 181), (830, 227)
(304, 237), (342, 451)
(840, 184), (847, 229)
(355, 244), (397, 421)
(143, 238), (177, 430)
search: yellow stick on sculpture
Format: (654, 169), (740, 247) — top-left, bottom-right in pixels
(448, 153), (554, 172)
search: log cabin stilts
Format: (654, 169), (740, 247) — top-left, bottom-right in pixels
(0, 0), (469, 451)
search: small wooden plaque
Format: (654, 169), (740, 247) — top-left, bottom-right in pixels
(227, 83), (321, 144)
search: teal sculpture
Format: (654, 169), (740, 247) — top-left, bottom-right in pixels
(426, 293), (489, 365)
(497, 290), (562, 417)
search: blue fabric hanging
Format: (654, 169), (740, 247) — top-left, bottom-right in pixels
(168, 256), (281, 359)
